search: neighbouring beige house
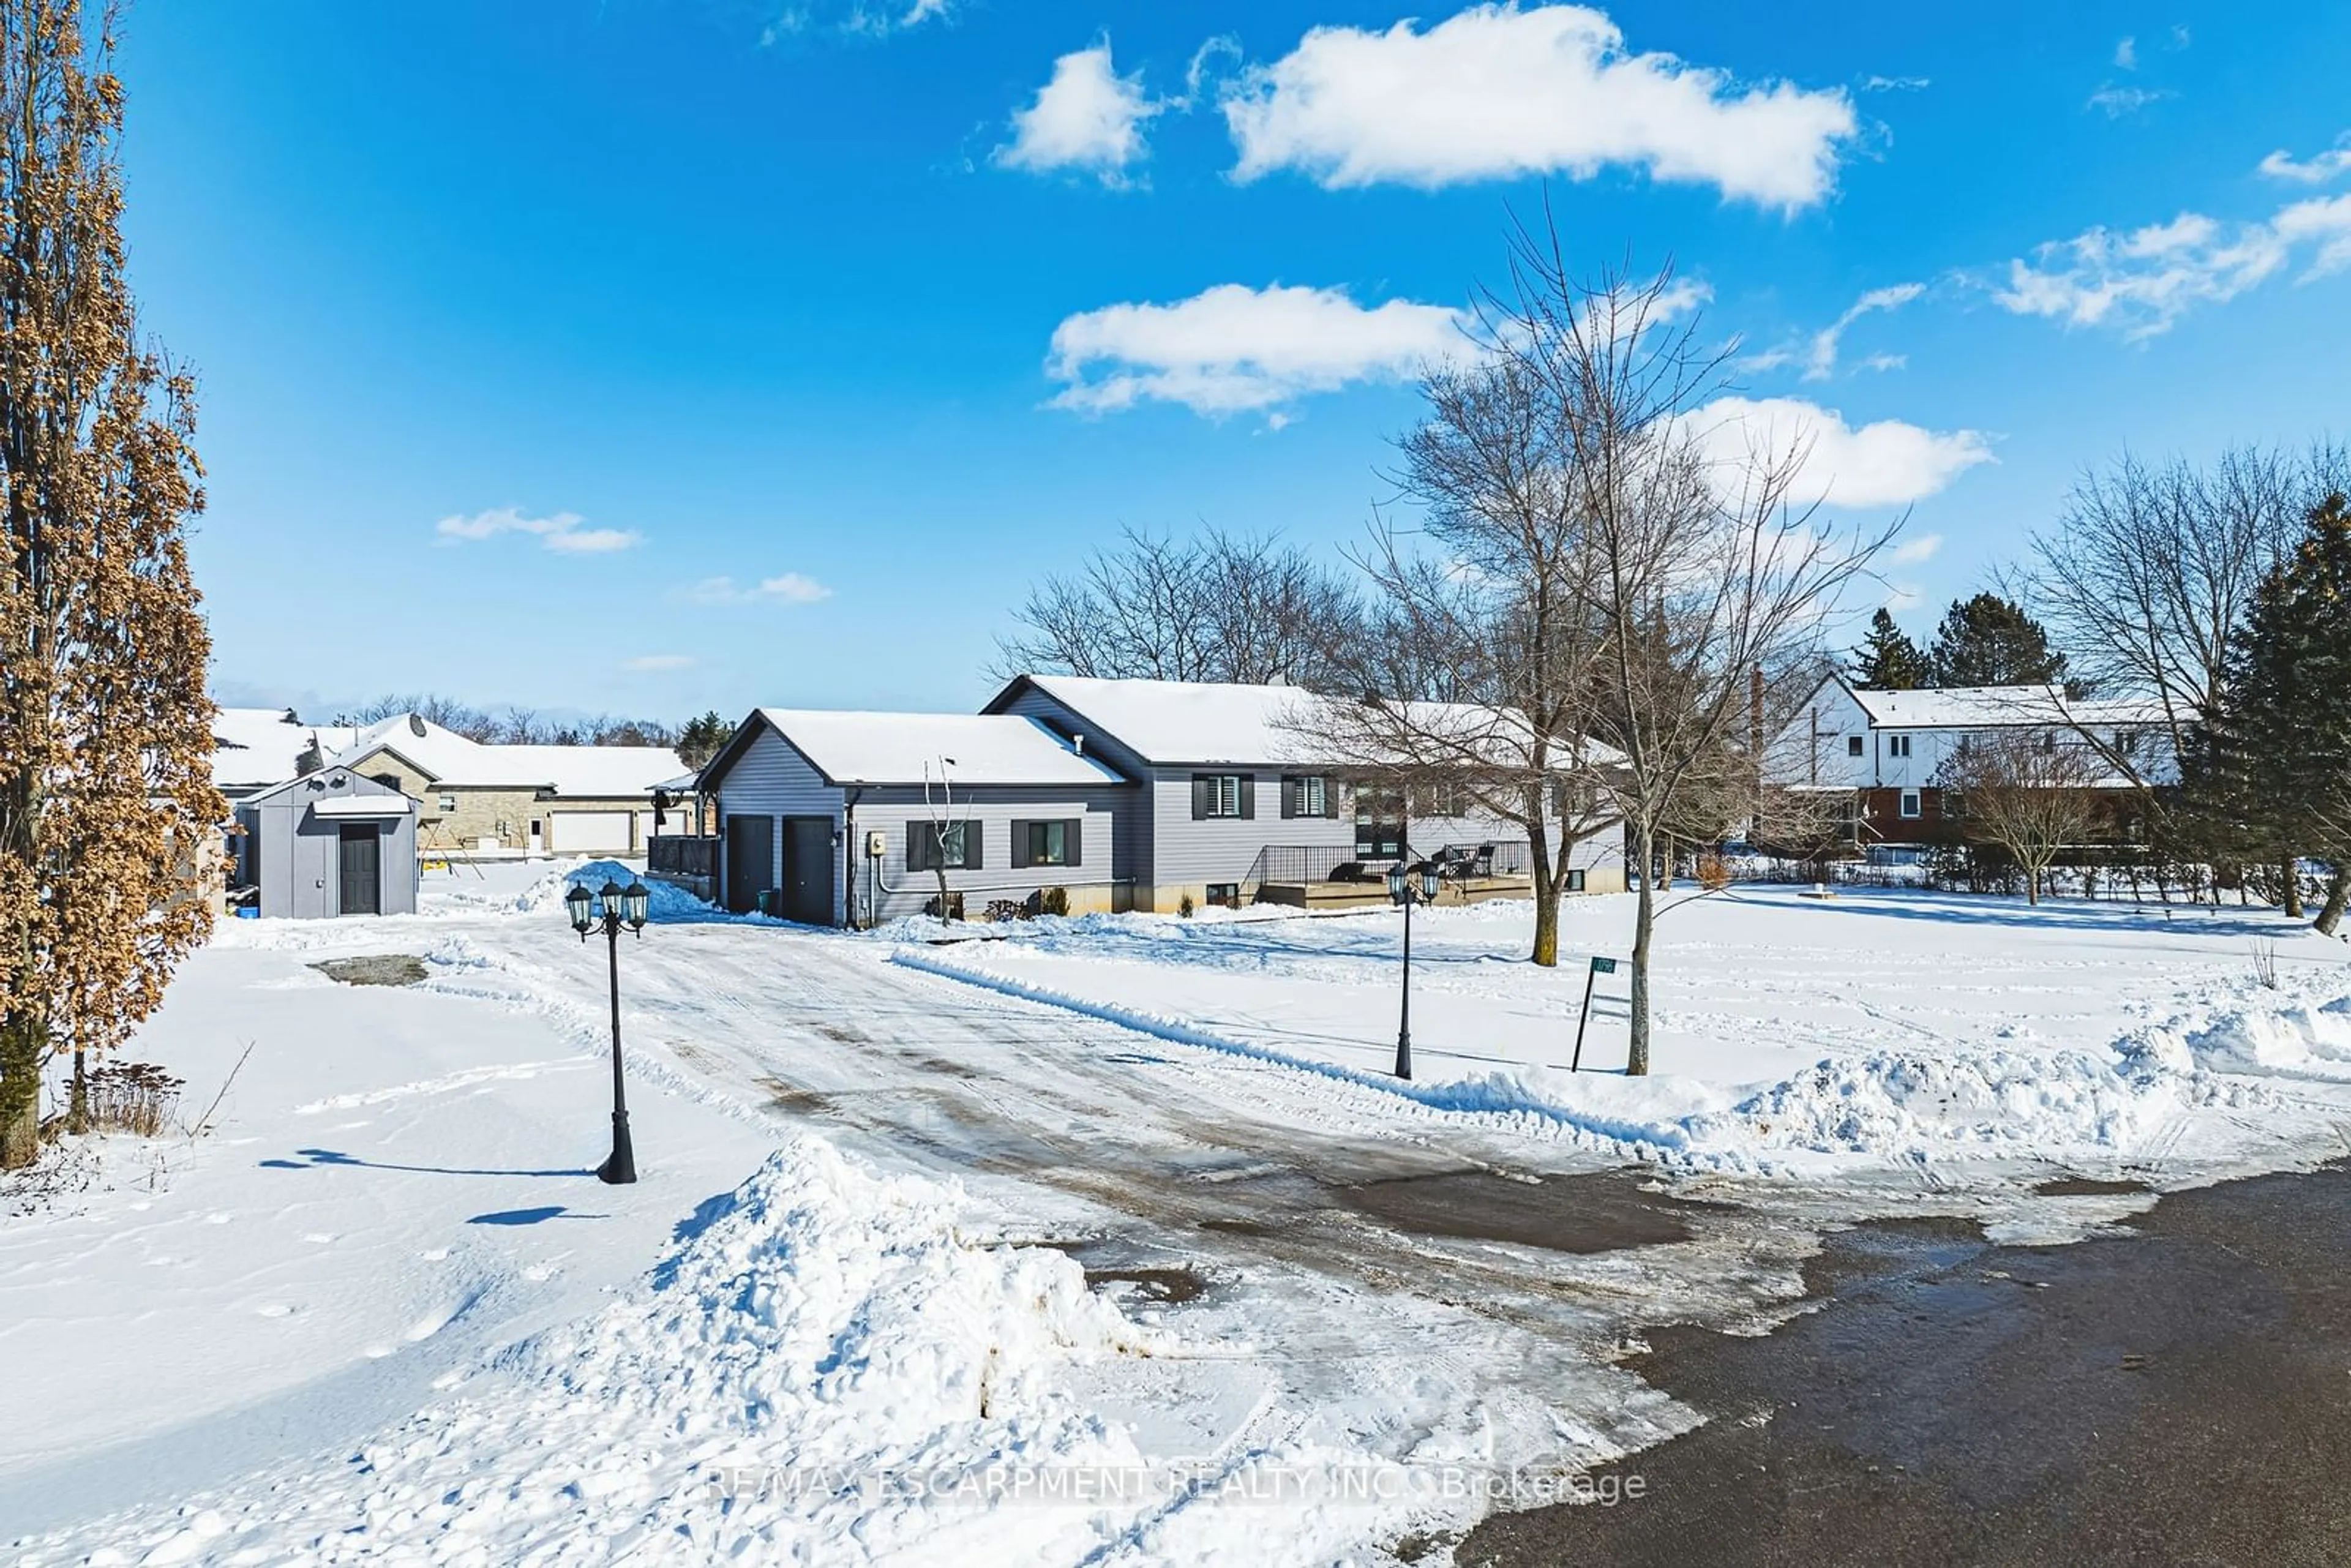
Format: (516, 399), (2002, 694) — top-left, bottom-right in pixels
(308, 714), (689, 859)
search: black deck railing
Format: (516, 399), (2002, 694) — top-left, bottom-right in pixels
(1241, 838), (1532, 893)
(648, 835), (718, 878)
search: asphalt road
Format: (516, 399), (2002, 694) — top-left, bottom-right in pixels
(1459, 1162), (2351, 1568)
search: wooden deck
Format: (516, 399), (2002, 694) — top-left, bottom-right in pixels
(1254, 876), (1535, 910)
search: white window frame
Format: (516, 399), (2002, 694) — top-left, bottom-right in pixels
(1888, 734), (1912, 759)
(1204, 775), (1243, 818)
(1899, 789), (1922, 819)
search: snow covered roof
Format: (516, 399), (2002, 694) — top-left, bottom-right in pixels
(996, 676), (1327, 765)
(749, 710), (1124, 788)
(988, 674), (1621, 771)
(323, 715), (683, 796)
(211, 707), (318, 789)
(1849, 684), (2169, 731)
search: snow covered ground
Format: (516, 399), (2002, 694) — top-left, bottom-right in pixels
(896, 887), (2351, 1174)
(9, 862), (2351, 1564)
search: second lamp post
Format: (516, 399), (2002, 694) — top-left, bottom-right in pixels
(1387, 860), (1442, 1081)
(564, 876), (650, 1184)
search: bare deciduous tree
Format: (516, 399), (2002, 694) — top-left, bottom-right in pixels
(1312, 345), (1625, 968)
(1473, 219), (1892, 1076)
(996, 524), (1360, 686)
(1933, 731), (2104, 905)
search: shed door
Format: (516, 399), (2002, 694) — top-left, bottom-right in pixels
(552, 811), (633, 852)
(780, 816), (834, 925)
(725, 814), (774, 914)
(337, 825), (381, 916)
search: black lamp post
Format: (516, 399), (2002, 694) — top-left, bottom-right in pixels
(565, 876), (650, 1184)
(1385, 860), (1442, 1081)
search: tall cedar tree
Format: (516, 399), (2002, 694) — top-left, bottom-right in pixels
(2194, 493), (2351, 932)
(1850, 608), (1930, 689)
(1928, 593), (2068, 688)
(0, 0), (217, 1166)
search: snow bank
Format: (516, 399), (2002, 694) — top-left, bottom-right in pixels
(26, 1139), (1184, 1565)
(1690, 1048), (2225, 1162)
(2164, 997), (2351, 1080)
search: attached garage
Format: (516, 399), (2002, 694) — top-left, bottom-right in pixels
(550, 810), (634, 853)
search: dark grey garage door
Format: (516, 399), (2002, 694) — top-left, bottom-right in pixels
(724, 814), (774, 915)
(779, 816), (834, 925)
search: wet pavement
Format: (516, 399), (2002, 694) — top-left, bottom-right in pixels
(1337, 1169), (1714, 1254)
(1460, 1161), (2351, 1568)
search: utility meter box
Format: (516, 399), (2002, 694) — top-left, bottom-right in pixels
(864, 830), (887, 859)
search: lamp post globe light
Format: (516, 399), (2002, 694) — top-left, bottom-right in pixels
(1387, 860), (1442, 1082)
(567, 874), (651, 1184)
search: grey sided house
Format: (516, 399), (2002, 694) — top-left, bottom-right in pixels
(233, 768), (421, 918)
(983, 674), (1626, 913)
(696, 709), (1128, 925)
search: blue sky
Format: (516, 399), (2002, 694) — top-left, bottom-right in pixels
(118, 1), (2351, 721)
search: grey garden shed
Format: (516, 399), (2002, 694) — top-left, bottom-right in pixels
(233, 768), (420, 918)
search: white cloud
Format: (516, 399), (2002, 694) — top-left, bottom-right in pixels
(1220, 4), (1858, 211)
(2087, 84), (2173, 118)
(1046, 282), (1465, 417)
(761, 0), (951, 43)
(2261, 135), (2351, 185)
(2273, 192), (2351, 279)
(435, 507), (642, 553)
(622, 654), (696, 672)
(1890, 531), (1943, 565)
(1679, 396), (1993, 509)
(1992, 207), (2303, 337)
(1804, 281), (1925, 380)
(686, 573), (835, 605)
(1861, 74), (1929, 92)
(2113, 36), (2139, 70)
(1858, 352), (1907, 372)
(542, 527), (642, 554)
(996, 41), (1162, 185)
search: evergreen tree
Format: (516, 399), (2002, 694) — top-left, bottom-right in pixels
(0, 0), (219, 1166)
(676, 710), (734, 771)
(1928, 593), (2069, 687)
(2195, 493), (2351, 931)
(1850, 608), (1931, 689)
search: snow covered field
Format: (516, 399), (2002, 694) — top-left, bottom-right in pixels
(10, 862), (2351, 1564)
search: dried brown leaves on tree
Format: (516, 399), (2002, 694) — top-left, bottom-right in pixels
(0, 0), (217, 1166)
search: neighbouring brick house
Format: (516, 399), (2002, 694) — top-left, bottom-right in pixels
(305, 714), (688, 860)
(1763, 675), (2173, 851)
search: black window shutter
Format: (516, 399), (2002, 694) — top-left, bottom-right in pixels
(1064, 818), (1082, 868)
(1280, 776), (1297, 819)
(1324, 777), (1340, 818)
(906, 825), (927, 872)
(964, 819), (982, 871)
(1238, 775), (1255, 819)
(1010, 819), (1029, 869)
(1192, 775), (1210, 819)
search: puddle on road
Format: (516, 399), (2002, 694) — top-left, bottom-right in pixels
(1082, 1265), (1210, 1304)
(2033, 1175), (2153, 1197)
(1337, 1169), (1707, 1255)
(310, 955), (427, 987)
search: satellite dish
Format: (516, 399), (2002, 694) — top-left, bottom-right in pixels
(408, 715), (427, 737)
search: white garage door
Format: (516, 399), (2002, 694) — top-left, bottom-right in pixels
(552, 811), (634, 852)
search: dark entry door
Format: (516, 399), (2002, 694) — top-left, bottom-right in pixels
(725, 814), (774, 914)
(337, 825), (381, 916)
(779, 816), (836, 925)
